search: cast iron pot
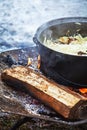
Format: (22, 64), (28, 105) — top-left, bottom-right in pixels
(33, 17), (87, 87)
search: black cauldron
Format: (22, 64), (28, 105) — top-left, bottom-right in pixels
(33, 17), (87, 87)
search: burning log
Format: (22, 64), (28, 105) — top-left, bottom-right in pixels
(1, 66), (87, 119)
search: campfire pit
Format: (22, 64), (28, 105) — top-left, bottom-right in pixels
(0, 47), (87, 129)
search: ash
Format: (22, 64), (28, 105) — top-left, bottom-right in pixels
(0, 48), (58, 122)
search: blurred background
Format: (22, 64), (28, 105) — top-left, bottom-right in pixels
(0, 1), (87, 129)
(0, 0), (87, 52)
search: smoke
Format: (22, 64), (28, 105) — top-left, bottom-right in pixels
(0, 0), (87, 53)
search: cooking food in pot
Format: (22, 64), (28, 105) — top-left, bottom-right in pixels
(33, 17), (87, 87)
(44, 34), (87, 56)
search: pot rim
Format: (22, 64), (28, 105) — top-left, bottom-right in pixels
(33, 17), (87, 58)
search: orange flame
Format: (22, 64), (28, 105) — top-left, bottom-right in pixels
(37, 55), (41, 69)
(79, 88), (87, 94)
(27, 57), (32, 66)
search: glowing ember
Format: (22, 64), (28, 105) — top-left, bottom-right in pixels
(79, 88), (87, 94)
(27, 57), (32, 66)
(37, 55), (41, 69)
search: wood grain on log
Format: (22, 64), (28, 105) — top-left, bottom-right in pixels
(1, 66), (87, 119)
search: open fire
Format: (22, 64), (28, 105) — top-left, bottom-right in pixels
(27, 57), (32, 66)
(0, 47), (87, 128)
(37, 55), (41, 69)
(27, 54), (87, 98)
(1, 65), (87, 119)
(27, 55), (41, 69)
(79, 88), (87, 94)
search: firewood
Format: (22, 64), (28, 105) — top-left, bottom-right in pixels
(1, 66), (87, 119)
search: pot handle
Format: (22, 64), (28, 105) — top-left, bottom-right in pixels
(33, 37), (39, 46)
